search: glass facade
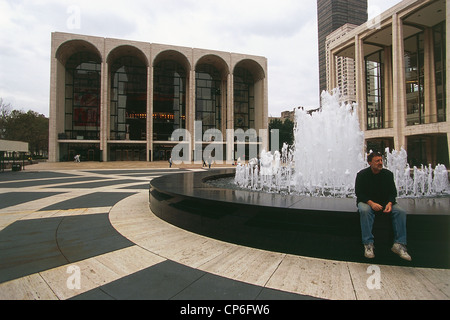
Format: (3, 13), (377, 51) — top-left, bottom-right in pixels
(108, 144), (146, 161)
(153, 60), (187, 141)
(59, 143), (101, 162)
(433, 21), (446, 123)
(51, 34), (268, 163)
(363, 22), (446, 131)
(64, 52), (101, 140)
(366, 138), (394, 154)
(326, 1), (448, 168)
(196, 64), (222, 134)
(365, 51), (384, 130)
(407, 134), (449, 168)
(404, 32), (425, 126)
(233, 67), (255, 131)
(110, 56), (147, 141)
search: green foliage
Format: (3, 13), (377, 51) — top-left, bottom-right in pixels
(269, 118), (294, 150)
(0, 98), (49, 156)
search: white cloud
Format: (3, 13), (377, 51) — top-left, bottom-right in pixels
(0, 0), (401, 117)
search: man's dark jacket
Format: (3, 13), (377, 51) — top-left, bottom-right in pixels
(355, 167), (398, 207)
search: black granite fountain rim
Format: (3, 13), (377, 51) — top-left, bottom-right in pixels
(150, 168), (360, 213)
(149, 168), (449, 268)
(150, 168), (450, 216)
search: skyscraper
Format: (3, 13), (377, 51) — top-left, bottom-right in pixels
(317, 0), (368, 95)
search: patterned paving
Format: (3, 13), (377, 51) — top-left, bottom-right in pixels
(0, 165), (449, 300)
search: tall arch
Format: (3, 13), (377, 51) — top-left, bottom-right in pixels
(63, 50), (102, 140)
(56, 39), (102, 66)
(107, 45), (149, 67)
(108, 46), (148, 142)
(54, 39), (103, 161)
(233, 59), (266, 131)
(152, 51), (189, 143)
(150, 50), (191, 161)
(195, 55), (229, 134)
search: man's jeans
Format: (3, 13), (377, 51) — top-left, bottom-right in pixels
(357, 202), (407, 245)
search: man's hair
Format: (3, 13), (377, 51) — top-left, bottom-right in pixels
(367, 151), (383, 163)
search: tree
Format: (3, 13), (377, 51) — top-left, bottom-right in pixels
(269, 118), (294, 150)
(0, 98), (12, 139)
(0, 99), (49, 157)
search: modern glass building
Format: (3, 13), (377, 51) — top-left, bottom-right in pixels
(317, 0), (368, 94)
(49, 32), (268, 162)
(327, 0), (448, 167)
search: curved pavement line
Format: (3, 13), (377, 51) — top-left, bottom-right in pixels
(109, 192), (450, 300)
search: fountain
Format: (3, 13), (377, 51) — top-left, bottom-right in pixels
(235, 90), (366, 197)
(150, 90), (450, 268)
(235, 90), (449, 198)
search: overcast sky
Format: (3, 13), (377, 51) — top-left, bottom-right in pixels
(0, 0), (401, 117)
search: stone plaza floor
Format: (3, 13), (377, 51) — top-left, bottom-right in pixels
(0, 161), (449, 300)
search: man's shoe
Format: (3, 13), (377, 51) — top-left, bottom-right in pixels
(364, 243), (375, 259)
(391, 243), (412, 261)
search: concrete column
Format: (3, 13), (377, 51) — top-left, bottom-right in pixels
(328, 51), (337, 91)
(354, 34), (366, 132)
(189, 68), (196, 162)
(226, 73), (234, 163)
(147, 66), (153, 161)
(48, 55), (58, 162)
(220, 78), (226, 134)
(383, 46), (393, 129)
(100, 60), (108, 161)
(227, 73), (234, 130)
(392, 13), (407, 150)
(260, 76), (269, 152)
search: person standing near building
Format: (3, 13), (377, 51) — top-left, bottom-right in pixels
(355, 151), (411, 261)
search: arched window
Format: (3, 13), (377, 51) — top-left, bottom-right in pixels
(234, 67), (255, 131)
(196, 64), (222, 134)
(110, 56), (147, 140)
(153, 60), (187, 141)
(65, 52), (101, 140)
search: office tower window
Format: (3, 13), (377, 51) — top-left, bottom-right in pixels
(317, 0), (367, 94)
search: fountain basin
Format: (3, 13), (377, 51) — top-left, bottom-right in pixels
(149, 169), (449, 268)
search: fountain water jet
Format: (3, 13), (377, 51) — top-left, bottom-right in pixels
(294, 90), (366, 196)
(235, 89), (449, 198)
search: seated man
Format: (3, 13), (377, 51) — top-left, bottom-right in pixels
(355, 151), (411, 261)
